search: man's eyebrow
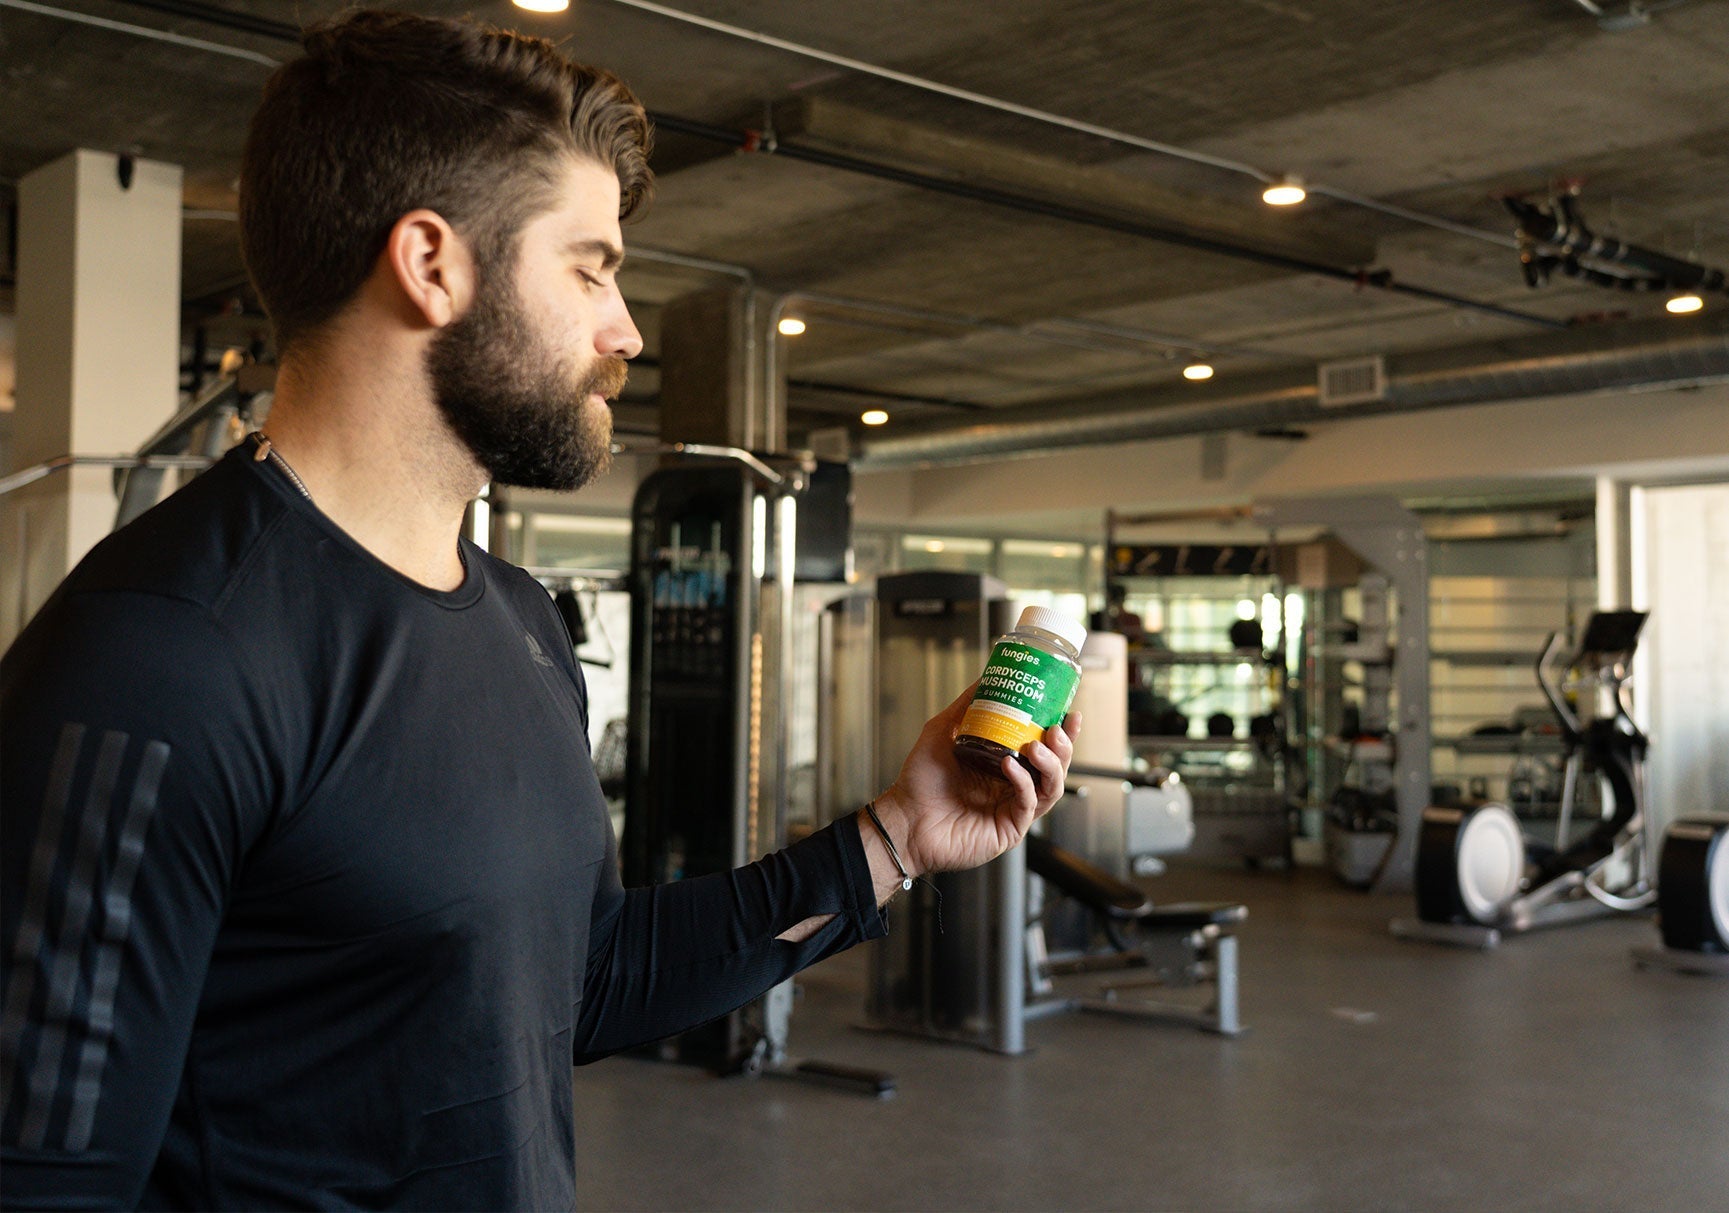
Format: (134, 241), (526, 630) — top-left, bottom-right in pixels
(565, 237), (625, 271)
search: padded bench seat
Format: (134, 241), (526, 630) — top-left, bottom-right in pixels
(1024, 835), (1247, 930)
(1024, 833), (1149, 919)
(1139, 902), (1248, 930)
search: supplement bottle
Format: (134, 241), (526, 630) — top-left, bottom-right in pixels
(955, 606), (1088, 779)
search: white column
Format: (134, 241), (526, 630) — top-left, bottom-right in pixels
(1594, 475), (1632, 609)
(2, 150), (182, 645)
(1630, 483), (1729, 837)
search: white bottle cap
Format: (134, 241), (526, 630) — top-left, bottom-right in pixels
(1016, 605), (1088, 652)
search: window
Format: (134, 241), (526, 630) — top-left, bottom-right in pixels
(523, 512), (630, 572)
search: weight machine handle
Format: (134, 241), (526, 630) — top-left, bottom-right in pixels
(1066, 763), (1172, 789)
(1535, 630), (1582, 740)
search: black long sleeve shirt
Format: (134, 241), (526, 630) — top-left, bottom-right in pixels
(0, 442), (885, 1209)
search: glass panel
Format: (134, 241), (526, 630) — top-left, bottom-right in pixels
(998, 538), (1087, 594)
(852, 530), (899, 580)
(900, 533), (994, 575)
(527, 512), (630, 571)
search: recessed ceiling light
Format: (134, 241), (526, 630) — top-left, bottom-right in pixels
(1666, 293), (1704, 315)
(513, 0), (570, 12)
(924, 540), (945, 553)
(860, 408), (890, 426)
(1262, 175), (1306, 207)
(1183, 362), (1215, 381)
(777, 317), (807, 336)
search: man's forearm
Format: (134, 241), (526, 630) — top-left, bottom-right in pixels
(775, 800), (915, 942)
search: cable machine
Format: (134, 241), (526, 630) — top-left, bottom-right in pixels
(620, 451), (887, 1091)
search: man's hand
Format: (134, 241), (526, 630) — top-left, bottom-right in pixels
(861, 682), (1078, 899)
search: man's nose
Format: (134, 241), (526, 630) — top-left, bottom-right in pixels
(600, 291), (643, 361)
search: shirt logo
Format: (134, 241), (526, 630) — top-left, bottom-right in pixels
(525, 633), (555, 668)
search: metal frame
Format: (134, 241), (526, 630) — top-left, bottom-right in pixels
(0, 370), (271, 531)
(1256, 496), (1432, 893)
(1391, 614), (1658, 946)
(1102, 508), (1294, 869)
(0, 453), (215, 498)
(622, 445), (887, 1092)
(1026, 917), (1244, 1037)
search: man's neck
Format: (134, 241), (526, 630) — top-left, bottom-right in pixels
(259, 343), (483, 592)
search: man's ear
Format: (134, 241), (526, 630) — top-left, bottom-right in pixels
(383, 209), (474, 329)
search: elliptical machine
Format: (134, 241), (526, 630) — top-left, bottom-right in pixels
(1394, 610), (1655, 948)
(1631, 816), (1729, 973)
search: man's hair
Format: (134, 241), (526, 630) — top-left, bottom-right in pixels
(239, 9), (652, 355)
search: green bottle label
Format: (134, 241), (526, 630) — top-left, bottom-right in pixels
(970, 640), (1079, 730)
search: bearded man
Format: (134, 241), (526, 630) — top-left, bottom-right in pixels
(0, 11), (1075, 1209)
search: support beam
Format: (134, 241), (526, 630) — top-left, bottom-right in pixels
(3, 150), (181, 645)
(657, 284), (786, 452)
(1595, 476), (1633, 609)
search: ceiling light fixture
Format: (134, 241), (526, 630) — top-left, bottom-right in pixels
(1183, 362), (1215, 381)
(512, 0), (570, 12)
(1666, 293), (1704, 315)
(777, 317), (807, 336)
(860, 409), (890, 426)
(1262, 175), (1307, 207)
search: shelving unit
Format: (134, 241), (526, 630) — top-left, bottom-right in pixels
(1253, 496), (1433, 892)
(1300, 568), (1407, 884)
(1104, 514), (1293, 866)
(1130, 742), (1289, 868)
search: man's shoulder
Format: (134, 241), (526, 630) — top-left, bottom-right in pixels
(471, 545), (545, 598)
(468, 547), (591, 707)
(59, 446), (290, 616)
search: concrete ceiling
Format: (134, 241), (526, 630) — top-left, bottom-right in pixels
(2, 0), (1728, 452)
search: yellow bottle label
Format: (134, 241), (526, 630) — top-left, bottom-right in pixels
(958, 700), (1046, 751)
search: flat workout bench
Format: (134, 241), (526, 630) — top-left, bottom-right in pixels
(1024, 832), (1246, 1035)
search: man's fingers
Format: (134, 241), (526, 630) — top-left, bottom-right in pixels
(999, 751), (1038, 815)
(1021, 739), (1065, 812)
(1045, 720), (1075, 766)
(1041, 719), (1076, 808)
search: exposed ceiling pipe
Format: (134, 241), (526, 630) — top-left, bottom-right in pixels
(1507, 194), (1728, 295)
(628, 244), (754, 284)
(853, 311), (1729, 469)
(651, 112), (1566, 332)
(786, 377), (991, 415)
(0, 0), (279, 66)
(107, 0), (297, 41)
(603, 0), (1521, 252)
(1576, 1), (1693, 31)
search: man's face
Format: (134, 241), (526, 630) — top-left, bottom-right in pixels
(428, 157), (642, 490)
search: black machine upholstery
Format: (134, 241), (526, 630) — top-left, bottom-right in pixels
(1024, 832), (1149, 919)
(1023, 833), (1246, 929)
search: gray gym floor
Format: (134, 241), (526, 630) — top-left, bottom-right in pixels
(570, 864), (1729, 1212)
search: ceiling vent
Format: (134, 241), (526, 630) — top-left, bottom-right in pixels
(1317, 356), (1387, 407)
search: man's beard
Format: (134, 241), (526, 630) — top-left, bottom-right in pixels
(427, 273), (627, 491)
